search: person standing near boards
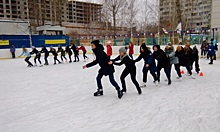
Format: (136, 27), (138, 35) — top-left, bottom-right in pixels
(106, 41), (112, 57)
(128, 42), (134, 59)
(10, 44), (16, 59)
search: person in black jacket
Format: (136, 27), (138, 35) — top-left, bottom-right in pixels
(134, 44), (158, 87)
(109, 47), (142, 94)
(30, 46), (42, 66)
(65, 46), (73, 63)
(57, 45), (67, 63)
(153, 45), (171, 85)
(40, 46), (49, 65)
(176, 45), (195, 79)
(191, 46), (200, 73)
(49, 46), (61, 65)
(70, 43), (79, 62)
(83, 40), (123, 99)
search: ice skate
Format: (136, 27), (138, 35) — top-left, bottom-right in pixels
(189, 74), (195, 79)
(121, 89), (127, 93)
(117, 90), (123, 99)
(140, 82), (146, 88)
(176, 77), (182, 80)
(94, 89), (103, 96)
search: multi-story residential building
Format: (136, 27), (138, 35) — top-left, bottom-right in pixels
(211, 0), (220, 40)
(159, 0), (212, 31)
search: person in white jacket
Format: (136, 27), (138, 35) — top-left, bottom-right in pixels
(18, 47), (33, 67)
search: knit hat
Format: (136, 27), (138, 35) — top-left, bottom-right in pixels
(119, 47), (127, 53)
(107, 41), (111, 44)
(32, 46), (35, 48)
(91, 40), (100, 46)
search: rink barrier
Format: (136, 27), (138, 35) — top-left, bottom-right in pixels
(0, 45), (219, 59)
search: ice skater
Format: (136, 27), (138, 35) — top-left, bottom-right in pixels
(109, 47), (142, 94)
(153, 45), (171, 85)
(78, 44), (88, 62)
(40, 46), (49, 65)
(191, 46), (200, 73)
(70, 43), (79, 62)
(200, 39), (207, 58)
(30, 46), (42, 66)
(165, 45), (182, 80)
(10, 44), (16, 59)
(18, 47), (33, 67)
(65, 46), (73, 63)
(83, 40), (123, 99)
(49, 46), (61, 65)
(128, 42), (134, 59)
(57, 45), (67, 63)
(207, 42), (215, 64)
(175, 45), (195, 79)
(134, 44), (158, 87)
(106, 41), (112, 57)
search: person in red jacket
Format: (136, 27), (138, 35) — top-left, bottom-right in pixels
(78, 44), (88, 62)
(129, 42), (134, 59)
(106, 41), (112, 57)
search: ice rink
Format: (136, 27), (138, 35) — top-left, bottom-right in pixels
(1, 55), (220, 132)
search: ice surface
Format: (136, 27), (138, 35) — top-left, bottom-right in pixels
(1, 55), (220, 132)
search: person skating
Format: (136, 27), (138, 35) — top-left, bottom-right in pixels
(175, 45), (195, 79)
(10, 44), (16, 59)
(153, 45), (171, 85)
(212, 39), (218, 60)
(49, 46), (61, 65)
(57, 45), (67, 63)
(70, 43), (79, 62)
(207, 42), (215, 64)
(18, 47), (33, 67)
(65, 46), (73, 63)
(109, 47), (142, 94)
(164, 45), (182, 80)
(191, 46), (200, 73)
(128, 42), (134, 59)
(30, 46), (42, 66)
(106, 41), (112, 57)
(134, 44), (158, 87)
(200, 39), (207, 58)
(82, 40), (123, 99)
(78, 44), (88, 62)
(40, 46), (49, 65)
(184, 42), (193, 70)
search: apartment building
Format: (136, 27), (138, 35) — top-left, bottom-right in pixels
(0, 0), (102, 25)
(159, 0), (212, 30)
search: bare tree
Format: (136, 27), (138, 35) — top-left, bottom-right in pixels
(102, 0), (126, 35)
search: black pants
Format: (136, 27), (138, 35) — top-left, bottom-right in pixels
(169, 64), (182, 78)
(11, 52), (15, 58)
(143, 68), (157, 83)
(25, 57), (33, 66)
(96, 73), (120, 91)
(191, 59), (200, 73)
(44, 54), (49, 65)
(120, 67), (141, 92)
(34, 54), (42, 64)
(83, 52), (88, 60)
(214, 52), (216, 60)
(54, 55), (61, 64)
(201, 50), (206, 56)
(209, 55), (213, 63)
(60, 55), (67, 62)
(184, 65), (192, 75)
(68, 54), (72, 62)
(157, 65), (171, 81)
(74, 52), (79, 61)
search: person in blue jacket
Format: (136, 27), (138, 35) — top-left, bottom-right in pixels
(212, 39), (218, 60)
(18, 47), (33, 67)
(134, 43), (158, 87)
(207, 42), (215, 64)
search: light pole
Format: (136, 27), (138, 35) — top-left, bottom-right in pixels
(26, 0), (32, 47)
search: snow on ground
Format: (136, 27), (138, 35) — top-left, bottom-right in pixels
(0, 55), (220, 132)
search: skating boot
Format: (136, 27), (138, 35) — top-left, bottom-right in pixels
(168, 79), (172, 85)
(117, 90), (123, 99)
(94, 89), (103, 96)
(121, 89), (127, 93)
(140, 82), (146, 88)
